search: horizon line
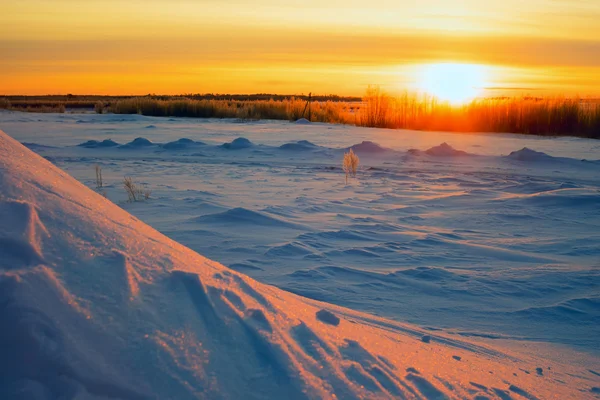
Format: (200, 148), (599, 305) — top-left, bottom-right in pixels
(3, 92), (600, 100)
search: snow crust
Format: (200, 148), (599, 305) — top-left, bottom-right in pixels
(1, 113), (599, 398)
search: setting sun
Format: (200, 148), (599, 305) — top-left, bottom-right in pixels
(418, 63), (489, 104)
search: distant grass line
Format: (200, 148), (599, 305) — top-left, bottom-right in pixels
(0, 98), (90, 112)
(107, 97), (358, 124)
(357, 87), (600, 138)
(1, 92), (599, 138)
(1, 93), (360, 104)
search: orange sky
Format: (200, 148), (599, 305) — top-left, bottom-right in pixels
(1, 0), (599, 96)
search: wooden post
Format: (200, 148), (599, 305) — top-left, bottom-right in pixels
(301, 92), (312, 121)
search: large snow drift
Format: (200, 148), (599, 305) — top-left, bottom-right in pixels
(0, 130), (597, 399)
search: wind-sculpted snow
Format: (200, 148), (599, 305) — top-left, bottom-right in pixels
(120, 137), (156, 148)
(12, 126), (600, 353)
(222, 137), (253, 149)
(2, 111), (600, 397)
(2, 129), (599, 398)
(0, 200), (48, 268)
(77, 137), (209, 151)
(506, 147), (554, 161)
(409, 142), (470, 157)
(61, 134), (597, 168)
(509, 297), (600, 325)
(162, 137), (206, 150)
(78, 139), (120, 148)
(195, 207), (308, 230)
(349, 140), (391, 154)
(279, 140), (321, 151)
(495, 188), (600, 209)
(425, 142), (470, 156)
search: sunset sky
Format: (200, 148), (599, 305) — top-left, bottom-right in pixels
(1, 0), (600, 97)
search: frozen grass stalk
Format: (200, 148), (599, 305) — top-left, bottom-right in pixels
(343, 149), (359, 184)
(123, 176), (151, 202)
(95, 165), (103, 189)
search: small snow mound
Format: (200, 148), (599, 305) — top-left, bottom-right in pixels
(162, 138), (205, 150)
(78, 139), (120, 148)
(295, 118), (311, 124)
(350, 141), (389, 153)
(120, 137), (155, 148)
(279, 140), (319, 151)
(425, 142), (468, 157)
(316, 309), (340, 326)
(221, 137), (253, 149)
(507, 147), (553, 161)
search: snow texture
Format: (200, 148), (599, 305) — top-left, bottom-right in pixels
(1, 112), (599, 398)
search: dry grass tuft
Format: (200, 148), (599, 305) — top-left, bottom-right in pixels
(123, 176), (151, 202)
(95, 165), (103, 189)
(343, 149), (360, 184)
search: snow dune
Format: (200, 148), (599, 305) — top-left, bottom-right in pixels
(408, 142), (470, 157)
(222, 137), (253, 149)
(78, 139), (120, 148)
(1, 129), (598, 399)
(279, 140), (322, 151)
(350, 141), (392, 154)
(506, 147), (554, 162)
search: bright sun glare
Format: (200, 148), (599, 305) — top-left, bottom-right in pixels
(418, 63), (488, 104)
